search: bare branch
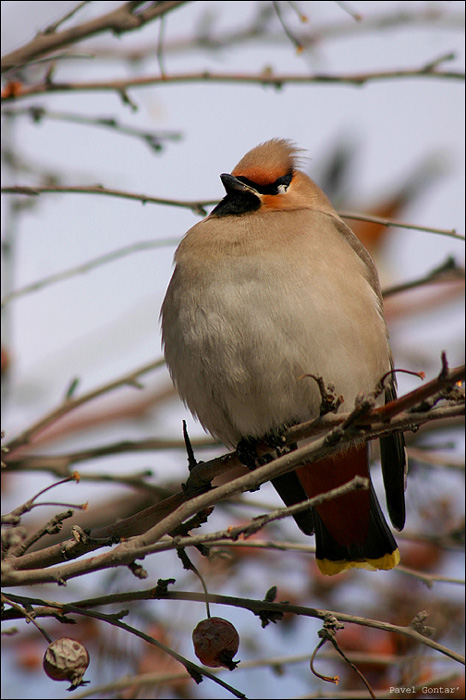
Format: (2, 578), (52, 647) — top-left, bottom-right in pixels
(4, 369), (463, 475)
(382, 256), (465, 297)
(2, 393), (463, 585)
(2, 184), (462, 239)
(4, 358), (166, 452)
(1, 1), (191, 73)
(272, 1), (305, 53)
(77, 7), (465, 62)
(340, 211), (464, 241)
(2, 59), (463, 102)
(71, 668), (462, 700)
(2, 106), (182, 151)
(334, 1), (363, 22)
(406, 446), (464, 472)
(42, 1), (92, 35)
(45, 599), (246, 698)
(0, 184), (215, 215)
(5, 590), (464, 665)
(1, 239), (182, 308)
(3, 437), (215, 476)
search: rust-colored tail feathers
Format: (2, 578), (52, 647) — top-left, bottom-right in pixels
(279, 442), (402, 576)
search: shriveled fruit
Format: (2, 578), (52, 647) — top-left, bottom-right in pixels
(192, 617), (239, 670)
(43, 637), (89, 689)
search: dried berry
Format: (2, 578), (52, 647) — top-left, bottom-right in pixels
(43, 637), (89, 690)
(192, 617), (239, 670)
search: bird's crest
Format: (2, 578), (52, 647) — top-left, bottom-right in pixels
(231, 138), (304, 186)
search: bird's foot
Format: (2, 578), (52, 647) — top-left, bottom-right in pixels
(236, 431), (296, 471)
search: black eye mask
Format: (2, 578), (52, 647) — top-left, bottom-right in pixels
(235, 170), (293, 195)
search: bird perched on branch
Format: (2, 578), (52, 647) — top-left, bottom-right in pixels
(161, 138), (407, 575)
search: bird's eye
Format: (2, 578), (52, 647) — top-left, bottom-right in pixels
(275, 171), (292, 194)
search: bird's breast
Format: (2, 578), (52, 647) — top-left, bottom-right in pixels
(161, 211), (390, 446)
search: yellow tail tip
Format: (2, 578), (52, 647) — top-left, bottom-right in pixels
(317, 548), (400, 576)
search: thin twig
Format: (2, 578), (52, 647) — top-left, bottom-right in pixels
(382, 256), (465, 297)
(1, 238), (182, 307)
(2, 184), (462, 239)
(58, 604), (246, 698)
(42, 1), (91, 35)
(156, 15), (167, 77)
(340, 211), (464, 241)
(177, 548), (211, 618)
(191, 475), (369, 541)
(396, 565), (465, 587)
(3, 437), (215, 476)
(74, 7), (465, 62)
(72, 668), (462, 700)
(2, 60), (463, 101)
(6, 590), (464, 665)
(1, 1), (191, 73)
(11, 510), (75, 557)
(406, 446), (465, 472)
(334, 1), (363, 22)
(272, 1), (304, 53)
(2, 475), (79, 522)
(0, 184), (215, 215)
(1, 594), (53, 643)
(310, 638), (340, 685)
(2, 106), (182, 152)
(4, 358), (166, 452)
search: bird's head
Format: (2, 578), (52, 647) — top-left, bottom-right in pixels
(210, 138), (332, 217)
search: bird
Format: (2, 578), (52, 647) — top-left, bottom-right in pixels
(161, 138), (407, 575)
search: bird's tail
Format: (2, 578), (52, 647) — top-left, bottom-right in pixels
(311, 481), (399, 575)
(295, 444), (400, 576)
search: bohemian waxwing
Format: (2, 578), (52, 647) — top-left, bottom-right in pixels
(161, 138), (407, 575)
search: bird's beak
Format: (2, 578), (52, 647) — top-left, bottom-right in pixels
(220, 173), (257, 195)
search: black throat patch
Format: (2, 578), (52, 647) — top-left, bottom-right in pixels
(211, 190), (261, 217)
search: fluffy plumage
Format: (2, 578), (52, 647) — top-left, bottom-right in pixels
(161, 139), (407, 575)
